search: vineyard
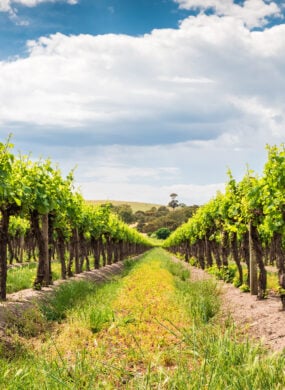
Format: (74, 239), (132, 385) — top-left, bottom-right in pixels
(0, 138), (151, 301)
(164, 144), (285, 307)
(1, 140), (285, 388)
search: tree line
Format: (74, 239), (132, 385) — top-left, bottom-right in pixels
(164, 144), (285, 309)
(0, 137), (151, 301)
(110, 203), (198, 236)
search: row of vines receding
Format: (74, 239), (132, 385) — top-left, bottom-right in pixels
(0, 136), (152, 300)
(164, 144), (285, 309)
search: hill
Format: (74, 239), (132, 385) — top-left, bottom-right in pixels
(86, 199), (199, 235)
(85, 200), (164, 213)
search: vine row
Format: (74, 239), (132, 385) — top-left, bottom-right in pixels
(0, 137), (151, 300)
(164, 144), (285, 308)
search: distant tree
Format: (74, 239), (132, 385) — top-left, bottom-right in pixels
(157, 206), (169, 212)
(134, 210), (145, 218)
(168, 193), (179, 210)
(136, 221), (146, 232)
(133, 203), (197, 234)
(155, 227), (171, 240)
(156, 206), (169, 217)
(145, 207), (157, 216)
(113, 204), (135, 224)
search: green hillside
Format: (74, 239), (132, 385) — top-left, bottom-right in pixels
(86, 200), (164, 212)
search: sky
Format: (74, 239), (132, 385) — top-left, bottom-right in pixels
(0, 0), (285, 206)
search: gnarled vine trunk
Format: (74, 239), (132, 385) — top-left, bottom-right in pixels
(0, 209), (10, 300)
(221, 231), (229, 267)
(230, 232), (243, 286)
(249, 222), (266, 299)
(32, 212), (50, 288)
(205, 236), (213, 267)
(273, 233), (285, 310)
(57, 228), (67, 279)
(240, 233), (250, 286)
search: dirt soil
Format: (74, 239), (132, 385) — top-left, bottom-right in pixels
(179, 259), (285, 353)
(1, 254), (285, 354)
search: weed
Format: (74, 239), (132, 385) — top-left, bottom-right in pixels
(240, 283), (250, 292)
(40, 280), (99, 321)
(207, 264), (237, 283)
(165, 260), (190, 281)
(176, 278), (220, 324)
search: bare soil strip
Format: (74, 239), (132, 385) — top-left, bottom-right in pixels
(171, 256), (285, 352)
(220, 283), (285, 352)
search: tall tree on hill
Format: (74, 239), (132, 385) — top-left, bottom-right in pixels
(168, 193), (179, 210)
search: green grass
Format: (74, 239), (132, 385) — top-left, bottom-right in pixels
(40, 280), (102, 322)
(6, 258), (98, 295)
(163, 256), (191, 281)
(145, 236), (165, 247)
(1, 248), (285, 389)
(267, 270), (279, 293)
(6, 262), (62, 294)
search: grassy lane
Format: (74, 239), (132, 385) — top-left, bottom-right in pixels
(0, 248), (285, 389)
(85, 249), (193, 386)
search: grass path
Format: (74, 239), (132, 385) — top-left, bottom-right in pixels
(37, 249), (195, 388)
(0, 248), (285, 389)
(88, 250), (192, 384)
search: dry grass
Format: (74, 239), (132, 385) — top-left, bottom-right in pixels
(85, 199), (164, 212)
(40, 250), (193, 387)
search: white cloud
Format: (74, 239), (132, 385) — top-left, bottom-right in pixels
(68, 135), (268, 203)
(0, 0), (77, 9)
(175, 0), (281, 28)
(16, 0), (76, 5)
(29, 138), (266, 205)
(162, 183), (226, 205)
(0, 0), (77, 23)
(0, 0), (10, 12)
(2, 8), (285, 203)
(79, 180), (225, 205)
(1, 14), (285, 149)
(158, 76), (215, 84)
(82, 165), (179, 183)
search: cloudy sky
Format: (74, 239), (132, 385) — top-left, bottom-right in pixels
(1, 0), (285, 205)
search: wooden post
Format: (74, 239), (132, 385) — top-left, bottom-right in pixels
(249, 221), (258, 295)
(42, 213), (50, 286)
(19, 234), (24, 263)
(74, 228), (80, 274)
(0, 209), (10, 300)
